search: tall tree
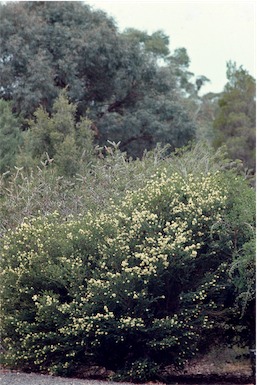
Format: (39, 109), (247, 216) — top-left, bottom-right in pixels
(213, 62), (256, 171)
(0, 1), (119, 115)
(0, 1), (199, 157)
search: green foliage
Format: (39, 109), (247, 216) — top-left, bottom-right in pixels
(0, 2), (255, 378)
(224, 174), (256, 347)
(23, 91), (95, 176)
(193, 92), (219, 142)
(0, 1), (117, 115)
(0, 164), (81, 235)
(0, 1), (198, 158)
(0, 142), (234, 235)
(1, 166), (255, 378)
(0, 100), (22, 173)
(125, 358), (159, 382)
(123, 28), (170, 58)
(0, 2), (255, 377)
(230, 239), (255, 314)
(213, 62), (256, 171)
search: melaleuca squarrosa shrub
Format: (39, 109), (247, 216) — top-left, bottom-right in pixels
(1, 170), (255, 378)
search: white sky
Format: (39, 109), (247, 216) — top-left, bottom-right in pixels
(86, 0), (256, 95)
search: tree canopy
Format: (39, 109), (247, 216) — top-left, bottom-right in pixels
(213, 62), (256, 171)
(0, 1), (199, 157)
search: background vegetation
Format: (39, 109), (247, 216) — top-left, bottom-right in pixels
(0, 1), (255, 381)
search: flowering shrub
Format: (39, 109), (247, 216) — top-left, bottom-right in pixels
(0, 170), (255, 378)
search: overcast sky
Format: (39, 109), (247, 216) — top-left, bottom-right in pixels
(86, 0), (256, 95)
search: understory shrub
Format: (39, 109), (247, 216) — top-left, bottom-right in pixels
(0, 169), (255, 379)
(0, 142), (234, 235)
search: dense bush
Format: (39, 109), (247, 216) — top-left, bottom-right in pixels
(0, 142), (234, 235)
(1, 168), (255, 379)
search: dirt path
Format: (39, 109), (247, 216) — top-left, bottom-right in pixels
(0, 371), (255, 385)
(0, 372), (136, 385)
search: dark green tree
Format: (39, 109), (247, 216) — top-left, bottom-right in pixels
(0, 1), (122, 114)
(95, 32), (197, 157)
(0, 1), (198, 157)
(213, 62), (256, 171)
